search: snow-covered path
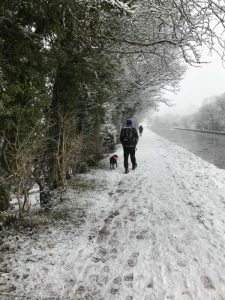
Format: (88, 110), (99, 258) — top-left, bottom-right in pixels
(2, 129), (225, 300)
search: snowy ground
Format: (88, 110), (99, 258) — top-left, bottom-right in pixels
(1, 129), (225, 299)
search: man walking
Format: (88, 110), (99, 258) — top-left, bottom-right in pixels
(139, 124), (143, 136)
(120, 119), (139, 174)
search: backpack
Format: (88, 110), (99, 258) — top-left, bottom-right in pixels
(120, 127), (136, 146)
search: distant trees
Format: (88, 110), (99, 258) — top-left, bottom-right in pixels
(152, 93), (225, 132)
(195, 94), (225, 131)
(152, 114), (182, 128)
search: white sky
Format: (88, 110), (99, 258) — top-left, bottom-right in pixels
(156, 52), (225, 116)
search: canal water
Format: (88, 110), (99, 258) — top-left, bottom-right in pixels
(151, 127), (225, 170)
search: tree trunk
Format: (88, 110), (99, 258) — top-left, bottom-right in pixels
(0, 184), (10, 211)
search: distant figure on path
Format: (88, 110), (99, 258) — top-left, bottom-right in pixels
(120, 119), (139, 174)
(139, 124), (143, 136)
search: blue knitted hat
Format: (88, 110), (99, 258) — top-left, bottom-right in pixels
(126, 119), (132, 126)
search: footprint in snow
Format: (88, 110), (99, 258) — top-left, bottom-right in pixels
(102, 265), (110, 273)
(132, 197), (138, 203)
(177, 258), (187, 268)
(120, 203), (126, 209)
(97, 226), (110, 244)
(129, 210), (136, 217)
(109, 248), (118, 259)
(114, 219), (122, 228)
(110, 287), (119, 295)
(112, 276), (122, 285)
(108, 238), (119, 247)
(108, 192), (114, 197)
(124, 273), (134, 282)
(92, 247), (108, 263)
(109, 276), (123, 295)
(124, 279), (133, 288)
(89, 266), (109, 287)
(104, 210), (120, 225)
(201, 275), (215, 290)
(116, 188), (127, 194)
(127, 252), (139, 267)
(146, 279), (153, 288)
(136, 229), (149, 240)
(129, 230), (137, 238)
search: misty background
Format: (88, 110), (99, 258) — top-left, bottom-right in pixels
(155, 51), (225, 117)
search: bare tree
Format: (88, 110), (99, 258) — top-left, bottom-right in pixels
(196, 102), (221, 130)
(0, 119), (45, 214)
(109, 0), (225, 64)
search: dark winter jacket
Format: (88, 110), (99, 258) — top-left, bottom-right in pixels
(139, 125), (143, 133)
(120, 126), (139, 147)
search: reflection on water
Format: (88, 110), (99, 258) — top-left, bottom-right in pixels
(151, 127), (225, 170)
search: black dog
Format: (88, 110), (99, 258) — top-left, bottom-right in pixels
(110, 155), (118, 170)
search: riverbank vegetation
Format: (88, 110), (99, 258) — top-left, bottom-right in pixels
(1, 0), (225, 216)
(153, 93), (225, 132)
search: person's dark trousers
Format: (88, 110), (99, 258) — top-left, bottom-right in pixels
(123, 146), (136, 170)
